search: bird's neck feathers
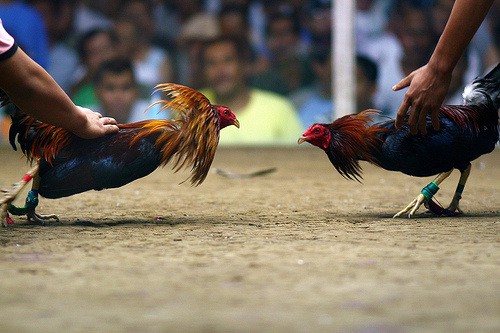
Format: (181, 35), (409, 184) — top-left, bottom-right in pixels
(126, 115), (219, 186)
(439, 104), (497, 135)
(128, 83), (221, 186)
(325, 110), (387, 181)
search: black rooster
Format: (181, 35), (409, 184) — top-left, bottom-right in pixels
(299, 64), (499, 217)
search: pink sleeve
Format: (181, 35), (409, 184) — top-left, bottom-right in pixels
(0, 19), (15, 55)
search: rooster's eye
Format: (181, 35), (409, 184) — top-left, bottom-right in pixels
(224, 110), (229, 115)
(314, 128), (321, 134)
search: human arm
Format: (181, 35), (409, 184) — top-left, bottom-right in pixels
(393, 0), (495, 135)
(0, 47), (118, 139)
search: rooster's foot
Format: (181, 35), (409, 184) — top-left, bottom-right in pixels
(393, 193), (427, 218)
(1, 165), (41, 227)
(443, 194), (464, 216)
(26, 211), (59, 225)
(1, 189), (21, 226)
(1, 204), (11, 227)
(394, 181), (442, 218)
(4, 190), (58, 226)
(447, 205), (463, 215)
(1, 188), (21, 227)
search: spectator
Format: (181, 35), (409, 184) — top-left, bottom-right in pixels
(0, 0), (49, 68)
(120, 0), (157, 43)
(363, 2), (436, 117)
(485, 1), (500, 69)
(176, 13), (219, 88)
(356, 0), (394, 50)
(260, 0), (311, 49)
(356, 54), (379, 113)
(396, 4), (437, 73)
(70, 28), (118, 108)
(303, 0), (332, 53)
(291, 49), (333, 128)
(93, 58), (162, 124)
(73, 0), (119, 35)
(292, 52), (379, 129)
(218, 3), (249, 41)
(443, 51), (469, 105)
(29, 0), (78, 93)
(252, 7), (314, 96)
(218, 0), (268, 61)
(201, 37), (302, 146)
(217, 3), (268, 77)
(152, 0), (204, 51)
(113, 15), (173, 98)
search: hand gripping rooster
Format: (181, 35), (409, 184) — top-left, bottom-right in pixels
(299, 64), (499, 218)
(0, 83), (239, 225)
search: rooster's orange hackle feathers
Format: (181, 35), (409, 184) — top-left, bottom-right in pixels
(123, 83), (220, 185)
(327, 109), (389, 181)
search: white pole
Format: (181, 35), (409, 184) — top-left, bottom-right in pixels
(333, 0), (356, 119)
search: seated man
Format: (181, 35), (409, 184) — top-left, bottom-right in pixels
(201, 37), (303, 146)
(93, 58), (163, 124)
(291, 53), (379, 129)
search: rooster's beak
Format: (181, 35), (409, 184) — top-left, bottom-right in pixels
(233, 119), (240, 128)
(298, 137), (307, 144)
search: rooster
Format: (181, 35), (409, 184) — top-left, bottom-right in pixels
(299, 63), (499, 218)
(0, 83), (239, 225)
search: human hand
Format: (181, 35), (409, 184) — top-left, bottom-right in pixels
(72, 107), (119, 139)
(392, 64), (452, 135)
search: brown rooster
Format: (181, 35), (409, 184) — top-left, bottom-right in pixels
(0, 83), (239, 225)
(299, 64), (499, 217)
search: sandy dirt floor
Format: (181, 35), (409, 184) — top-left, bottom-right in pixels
(0, 145), (498, 333)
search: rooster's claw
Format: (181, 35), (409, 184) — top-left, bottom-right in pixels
(393, 194), (427, 218)
(26, 211), (59, 225)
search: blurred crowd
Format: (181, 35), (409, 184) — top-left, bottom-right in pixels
(0, 0), (498, 145)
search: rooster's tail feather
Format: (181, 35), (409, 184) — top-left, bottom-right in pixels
(462, 63), (500, 110)
(9, 112), (73, 164)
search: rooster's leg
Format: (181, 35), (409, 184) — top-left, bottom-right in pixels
(0, 164), (40, 226)
(24, 174), (59, 225)
(0, 163), (59, 226)
(393, 170), (453, 218)
(445, 163), (471, 214)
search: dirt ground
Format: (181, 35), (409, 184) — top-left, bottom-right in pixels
(0, 145), (498, 333)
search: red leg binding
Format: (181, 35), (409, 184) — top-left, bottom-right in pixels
(21, 174), (33, 182)
(427, 199), (462, 217)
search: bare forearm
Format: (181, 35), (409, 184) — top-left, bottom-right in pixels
(0, 48), (87, 132)
(429, 0), (495, 74)
(393, 0), (494, 135)
(0, 47), (118, 138)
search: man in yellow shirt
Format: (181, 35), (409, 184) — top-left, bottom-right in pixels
(201, 37), (303, 146)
